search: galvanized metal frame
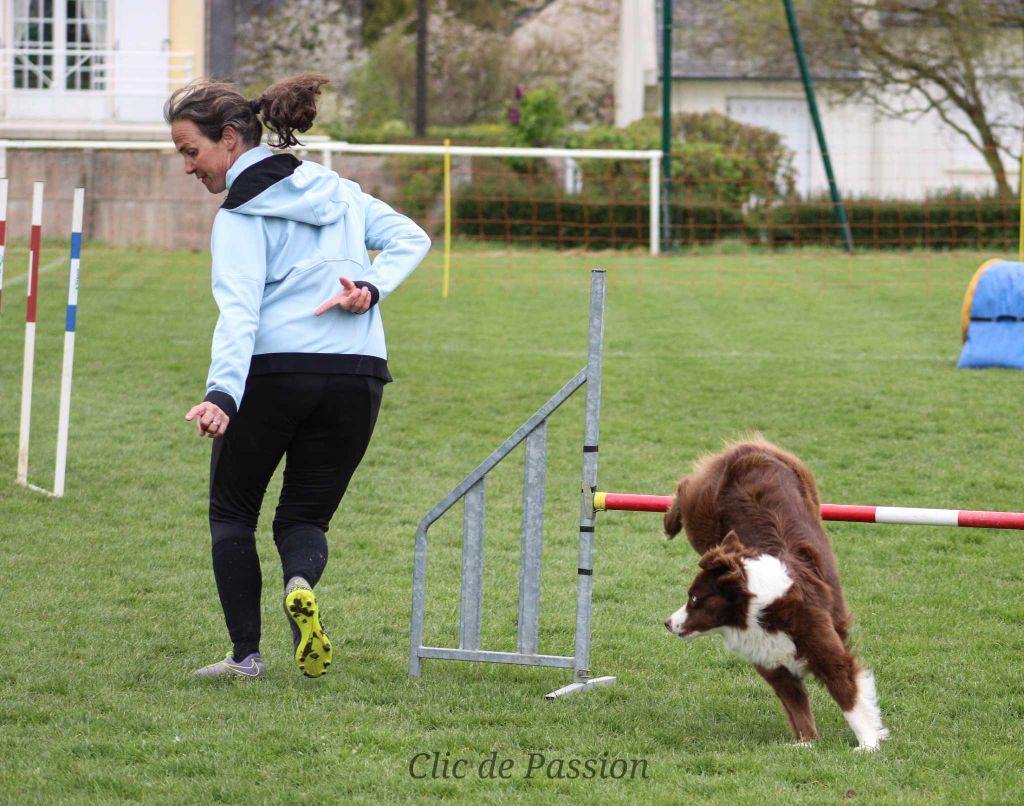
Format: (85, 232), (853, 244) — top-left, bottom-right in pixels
(408, 270), (615, 698)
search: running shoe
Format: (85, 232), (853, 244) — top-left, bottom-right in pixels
(192, 652), (265, 679)
(284, 581), (332, 678)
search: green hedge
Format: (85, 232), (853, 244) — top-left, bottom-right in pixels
(432, 165), (1022, 251)
(766, 196), (1021, 250)
(453, 175), (744, 250)
(322, 122), (506, 145)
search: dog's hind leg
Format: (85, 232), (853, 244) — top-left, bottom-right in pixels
(812, 635), (886, 751)
(845, 668), (888, 749)
(756, 665), (818, 745)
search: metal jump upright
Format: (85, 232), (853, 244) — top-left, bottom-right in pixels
(408, 270), (615, 699)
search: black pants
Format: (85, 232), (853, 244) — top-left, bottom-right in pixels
(208, 372), (383, 659)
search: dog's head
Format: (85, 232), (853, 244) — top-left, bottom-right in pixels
(664, 531), (753, 638)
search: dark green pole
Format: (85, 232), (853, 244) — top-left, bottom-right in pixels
(661, 0), (673, 253)
(782, 0), (854, 253)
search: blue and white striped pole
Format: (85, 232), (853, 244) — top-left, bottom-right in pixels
(53, 188), (85, 497)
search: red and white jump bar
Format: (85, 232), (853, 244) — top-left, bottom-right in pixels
(593, 493), (1024, 530)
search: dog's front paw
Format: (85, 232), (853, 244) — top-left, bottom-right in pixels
(854, 739), (881, 752)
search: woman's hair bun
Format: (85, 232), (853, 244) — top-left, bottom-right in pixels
(248, 97), (264, 116)
(259, 73), (329, 148)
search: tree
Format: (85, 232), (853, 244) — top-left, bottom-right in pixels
(415, 0), (428, 136)
(351, 1), (617, 130)
(510, 0), (619, 125)
(362, 0), (530, 45)
(351, 0), (516, 128)
(690, 0), (1024, 195)
(571, 113), (797, 202)
(505, 85), (567, 148)
(362, 0), (415, 44)
(235, 0), (366, 128)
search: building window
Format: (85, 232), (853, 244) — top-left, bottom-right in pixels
(13, 0), (108, 91)
(13, 0), (54, 89)
(64, 0), (106, 90)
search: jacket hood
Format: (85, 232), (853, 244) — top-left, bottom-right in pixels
(222, 151), (349, 226)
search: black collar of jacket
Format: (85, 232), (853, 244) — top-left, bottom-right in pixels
(221, 153), (302, 210)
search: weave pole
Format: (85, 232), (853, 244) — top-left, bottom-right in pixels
(0, 178), (7, 312)
(52, 188), (85, 497)
(17, 182), (43, 486)
(593, 493), (1024, 530)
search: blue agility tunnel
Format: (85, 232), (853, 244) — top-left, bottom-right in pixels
(958, 259), (1024, 369)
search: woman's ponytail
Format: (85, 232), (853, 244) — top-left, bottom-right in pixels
(258, 73), (329, 149)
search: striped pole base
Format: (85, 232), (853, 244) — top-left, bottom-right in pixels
(593, 493), (1024, 531)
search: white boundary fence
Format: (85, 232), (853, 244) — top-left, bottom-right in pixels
(0, 140), (664, 255)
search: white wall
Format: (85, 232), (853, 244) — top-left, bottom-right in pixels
(114, 1), (171, 122)
(614, 0), (656, 127)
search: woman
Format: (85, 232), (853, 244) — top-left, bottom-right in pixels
(165, 74), (431, 679)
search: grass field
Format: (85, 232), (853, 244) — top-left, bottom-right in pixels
(2, 243), (1023, 804)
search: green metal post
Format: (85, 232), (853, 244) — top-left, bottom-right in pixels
(783, 0), (854, 253)
(661, 0), (673, 253)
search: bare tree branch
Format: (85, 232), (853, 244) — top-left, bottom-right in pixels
(691, 0), (1023, 194)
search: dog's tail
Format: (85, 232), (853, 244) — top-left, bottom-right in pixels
(663, 482), (685, 538)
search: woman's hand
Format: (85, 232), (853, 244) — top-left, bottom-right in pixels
(186, 401), (230, 438)
(314, 276), (371, 316)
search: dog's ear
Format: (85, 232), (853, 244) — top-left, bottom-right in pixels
(698, 535), (746, 585)
(722, 530), (743, 553)
(697, 543), (739, 574)
(697, 547), (726, 573)
(663, 478), (688, 539)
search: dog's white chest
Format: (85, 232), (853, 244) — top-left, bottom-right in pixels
(720, 555), (806, 677)
(720, 623), (805, 676)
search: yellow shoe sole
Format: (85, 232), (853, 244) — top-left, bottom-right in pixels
(285, 588), (333, 678)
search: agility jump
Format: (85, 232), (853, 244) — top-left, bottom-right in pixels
(409, 270), (1024, 700)
(593, 492), (1024, 530)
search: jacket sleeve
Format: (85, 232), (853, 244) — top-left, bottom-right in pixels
(204, 211), (266, 418)
(359, 194), (431, 304)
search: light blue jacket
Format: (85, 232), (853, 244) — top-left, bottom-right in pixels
(204, 146), (431, 417)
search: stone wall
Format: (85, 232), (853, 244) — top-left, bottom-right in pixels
(2, 148), (431, 251)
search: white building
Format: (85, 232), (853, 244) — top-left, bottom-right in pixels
(616, 0), (1019, 199)
(0, 0), (204, 136)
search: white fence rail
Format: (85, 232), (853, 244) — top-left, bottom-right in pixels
(0, 139), (664, 254)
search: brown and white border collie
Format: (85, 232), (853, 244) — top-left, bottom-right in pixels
(662, 437), (888, 751)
